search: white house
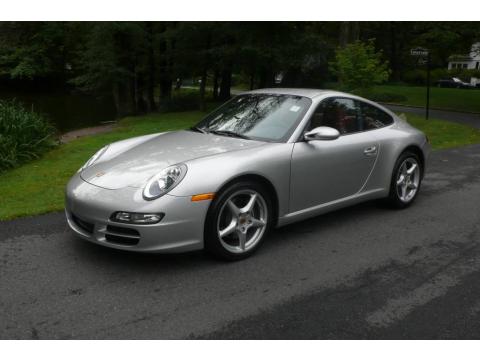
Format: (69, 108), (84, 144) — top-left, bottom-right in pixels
(448, 42), (480, 70)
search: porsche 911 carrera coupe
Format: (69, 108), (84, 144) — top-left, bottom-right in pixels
(65, 88), (430, 260)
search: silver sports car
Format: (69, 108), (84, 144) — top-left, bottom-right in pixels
(65, 88), (430, 260)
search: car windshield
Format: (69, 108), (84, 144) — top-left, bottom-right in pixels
(193, 94), (311, 142)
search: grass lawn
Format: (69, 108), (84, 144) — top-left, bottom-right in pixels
(404, 114), (480, 149)
(1, 110), (480, 221)
(0, 111), (201, 221)
(368, 85), (480, 113)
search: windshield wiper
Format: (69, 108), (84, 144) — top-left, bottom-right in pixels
(209, 130), (251, 140)
(190, 126), (208, 134)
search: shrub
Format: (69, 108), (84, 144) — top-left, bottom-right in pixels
(0, 100), (56, 173)
(403, 69), (427, 85)
(353, 89), (407, 103)
(159, 88), (215, 112)
(330, 40), (391, 91)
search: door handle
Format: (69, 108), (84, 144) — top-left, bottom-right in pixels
(364, 146), (377, 156)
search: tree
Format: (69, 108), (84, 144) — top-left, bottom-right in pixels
(330, 39), (391, 90)
(0, 22), (70, 81)
(71, 22), (149, 117)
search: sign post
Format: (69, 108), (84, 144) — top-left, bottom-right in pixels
(410, 47), (430, 120)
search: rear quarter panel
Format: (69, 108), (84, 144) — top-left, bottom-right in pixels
(365, 117), (430, 193)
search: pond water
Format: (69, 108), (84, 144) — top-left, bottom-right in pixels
(0, 90), (117, 133)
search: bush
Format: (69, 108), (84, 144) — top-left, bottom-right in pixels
(330, 40), (391, 91)
(404, 68), (480, 85)
(159, 88), (216, 112)
(0, 100), (56, 173)
(353, 89), (407, 103)
(403, 69), (427, 85)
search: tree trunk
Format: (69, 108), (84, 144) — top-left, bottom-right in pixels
(199, 69), (207, 112)
(125, 77), (136, 115)
(212, 69), (219, 100)
(339, 21), (360, 47)
(146, 23), (156, 112)
(112, 82), (122, 118)
(258, 65), (273, 88)
(249, 71), (255, 90)
(218, 65), (232, 101)
(158, 24), (173, 110)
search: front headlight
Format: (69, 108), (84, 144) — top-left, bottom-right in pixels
(77, 145), (109, 173)
(143, 164), (188, 200)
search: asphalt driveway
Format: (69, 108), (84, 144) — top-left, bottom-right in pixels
(1, 144), (480, 339)
(382, 103), (480, 129)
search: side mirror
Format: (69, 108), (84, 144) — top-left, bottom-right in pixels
(304, 126), (340, 141)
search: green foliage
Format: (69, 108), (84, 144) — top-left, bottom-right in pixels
(403, 68), (480, 86)
(403, 69), (428, 86)
(353, 88), (407, 103)
(0, 22), (68, 79)
(330, 40), (391, 91)
(0, 100), (56, 173)
(0, 110), (201, 220)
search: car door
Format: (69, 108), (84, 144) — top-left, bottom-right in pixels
(289, 97), (379, 213)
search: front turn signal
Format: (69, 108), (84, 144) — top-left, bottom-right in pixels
(191, 193), (215, 202)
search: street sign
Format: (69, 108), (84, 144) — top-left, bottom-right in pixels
(410, 47), (429, 57)
(410, 47), (431, 120)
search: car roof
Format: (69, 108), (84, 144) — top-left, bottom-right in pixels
(239, 87), (398, 120)
(241, 88), (349, 99)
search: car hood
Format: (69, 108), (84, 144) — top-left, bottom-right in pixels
(80, 130), (265, 190)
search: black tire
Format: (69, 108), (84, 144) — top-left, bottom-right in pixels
(204, 180), (273, 261)
(386, 151), (423, 209)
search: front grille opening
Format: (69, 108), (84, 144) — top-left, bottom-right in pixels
(72, 213), (94, 234)
(105, 225), (140, 246)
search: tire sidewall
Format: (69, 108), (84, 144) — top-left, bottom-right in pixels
(204, 180), (273, 260)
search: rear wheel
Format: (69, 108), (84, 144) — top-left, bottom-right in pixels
(386, 151), (422, 208)
(204, 181), (272, 260)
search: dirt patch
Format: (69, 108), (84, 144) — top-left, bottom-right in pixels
(60, 123), (116, 143)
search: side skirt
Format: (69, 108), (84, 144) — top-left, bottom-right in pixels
(276, 188), (387, 227)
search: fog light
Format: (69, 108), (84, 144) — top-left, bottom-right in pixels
(111, 212), (164, 224)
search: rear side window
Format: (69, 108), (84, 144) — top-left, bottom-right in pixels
(308, 97), (361, 135)
(358, 101), (394, 130)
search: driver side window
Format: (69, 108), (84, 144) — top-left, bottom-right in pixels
(308, 97), (361, 135)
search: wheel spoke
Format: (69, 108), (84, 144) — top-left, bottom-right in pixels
(219, 219), (237, 238)
(396, 174), (405, 185)
(408, 182), (418, 190)
(237, 230), (246, 251)
(241, 193), (257, 213)
(227, 200), (240, 216)
(250, 217), (266, 228)
(407, 163), (417, 175)
(401, 184), (407, 200)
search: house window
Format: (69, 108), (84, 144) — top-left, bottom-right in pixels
(476, 62), (479, 70)
(463, 64), (468, 69)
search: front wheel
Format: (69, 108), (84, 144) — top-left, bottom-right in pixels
(386, 152), (422, 208)
(204, 181), (272, 260)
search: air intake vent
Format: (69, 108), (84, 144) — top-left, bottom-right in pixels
(104, 225), (140, 246)
(72, 213), (94, 234)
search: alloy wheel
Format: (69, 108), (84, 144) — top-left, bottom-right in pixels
(396, 157), (420, 203)
(216, 190), (268, 254)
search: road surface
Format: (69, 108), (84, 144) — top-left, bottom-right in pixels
(1, 145), (480, 339)
(382, 103), (480, 129)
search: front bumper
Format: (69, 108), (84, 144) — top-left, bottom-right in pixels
(65, 173), (211, 253)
